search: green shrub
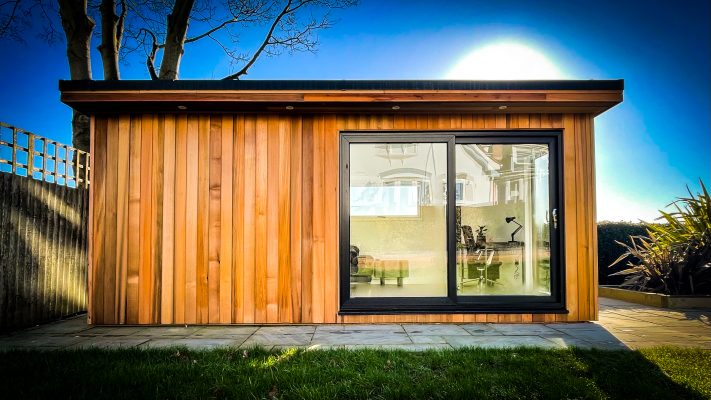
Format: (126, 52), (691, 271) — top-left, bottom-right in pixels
(598, 222), (646, 285)
(610, 180), (711, 295)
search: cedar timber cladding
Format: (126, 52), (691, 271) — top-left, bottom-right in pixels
(63, 79), (622, 325)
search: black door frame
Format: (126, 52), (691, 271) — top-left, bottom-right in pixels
(339, 130), (566, 315)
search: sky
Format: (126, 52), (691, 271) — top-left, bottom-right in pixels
(0, 0), (709, 222)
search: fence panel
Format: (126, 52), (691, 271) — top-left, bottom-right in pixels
(0, 122), (89, 331)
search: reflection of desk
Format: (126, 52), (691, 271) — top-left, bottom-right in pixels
(494, 242), (525, 283)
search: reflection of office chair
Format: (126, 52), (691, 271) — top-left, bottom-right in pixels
(461, 225), (480, 251)
(474, 249), (492, 285)
(349, 246), (373, 283)
(484, 250), (501, 285)
(460, 245), (502, 288)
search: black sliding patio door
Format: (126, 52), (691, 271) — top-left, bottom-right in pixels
(339, 132), (564, 314)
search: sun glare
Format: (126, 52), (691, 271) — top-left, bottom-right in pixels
(447, 42), (566, 80)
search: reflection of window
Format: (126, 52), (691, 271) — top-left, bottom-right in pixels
(385, 179), (431, 205)
(374, 143), (418, 159)
(351, 184), (419, 216)
(444, 179), (470, 204)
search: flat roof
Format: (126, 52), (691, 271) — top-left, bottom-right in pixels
(60, 79), (624, 115)
(59, 79), (623, 92)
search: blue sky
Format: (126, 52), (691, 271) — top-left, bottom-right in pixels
(0, 0), (709, 221)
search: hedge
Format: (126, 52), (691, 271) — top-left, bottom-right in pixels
(597, 222), (647, 285)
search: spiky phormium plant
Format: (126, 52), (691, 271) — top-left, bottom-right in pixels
(610, 180), (711, 295)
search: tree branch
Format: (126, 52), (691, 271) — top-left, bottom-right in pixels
(140, 27), (159, 79)
(222, 0), (293, 80)
(184, 17), (238, 44)
(0, 0), (21, 39)
(116, 0), (126, 45)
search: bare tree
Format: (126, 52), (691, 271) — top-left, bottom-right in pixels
(129, 0), (356, 80)
(157, 0), (195, 80)
(1, 0), (357, 148)
(57, 0), (95, 151)
(98, 0), (127, 80)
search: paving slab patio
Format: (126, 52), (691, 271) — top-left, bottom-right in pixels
(1, 296), (708, 351)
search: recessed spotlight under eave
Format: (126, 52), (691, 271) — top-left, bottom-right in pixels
(177, 105), (187, 110)
(498, 105), (508, 110)
(392, 105), (401, 110)
(286, 105), (294, 110)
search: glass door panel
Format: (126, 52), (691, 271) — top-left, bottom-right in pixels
(455, 143), (552, 296)
(349, 142), (448, 298)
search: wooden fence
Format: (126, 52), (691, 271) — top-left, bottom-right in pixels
(0, 122), (90, 331)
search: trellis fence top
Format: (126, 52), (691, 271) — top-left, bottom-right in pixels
(0, 121), (90, 188)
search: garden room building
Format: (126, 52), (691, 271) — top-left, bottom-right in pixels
(59, 79), (623, 325)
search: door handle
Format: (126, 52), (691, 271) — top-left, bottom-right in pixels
(552, 208), (558, 229)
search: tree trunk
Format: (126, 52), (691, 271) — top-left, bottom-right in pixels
(58, 0), (94, 152)
(98, 0), (120, 80)
(158, 0), (195, 80)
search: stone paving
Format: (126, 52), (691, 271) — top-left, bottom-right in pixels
(1, 297), (708, 351)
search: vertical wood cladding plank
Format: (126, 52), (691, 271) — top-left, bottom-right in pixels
(266, 116), (279, 323)
(173, 115), (188, 324)
(450, 113), (462, 129)
(92, 117), (107, 324)
(254, 115), (269, 323)
(126, 115), (142, 324)
(585, 114), (595, 321)
(196, 115), (210, 324)
(241, 115), (256, 323)
(301, 116), (314, 322)
(220, 115), (234, 324)
(574, 114), (587, 321)
(562, 113), (579, 322)
(138, 114), (153, 324)
(116, 115), (130, 324)
(161, 115), (176, 324)
(184, 115), (199, 324)
(290, 116), (303, 323)
(208, 115), (222, 323)
(518, 114), (531, 129)
(483, 114), (495, 130)
(322, 116), (338, 323)
(580, 114), (596, 321)
(233, 115), (246, 322)
(530, 114), (541, 128)
(151, 115), (164, 323)
(588, 115), (599, 320)
(103, 117), (118, 324)
(85, 117), (94, 324)
(277, 116), (293, 322)
(473, 114), (485, 129)
(311, 115), (325, 323)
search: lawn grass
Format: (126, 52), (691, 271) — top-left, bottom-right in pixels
(0, 346), (709, 399)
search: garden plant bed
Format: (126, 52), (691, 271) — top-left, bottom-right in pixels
(1, 347), (710, 399)
(600, 286), (711, 309)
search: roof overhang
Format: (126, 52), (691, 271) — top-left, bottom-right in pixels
(59, 79), (624, 116)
